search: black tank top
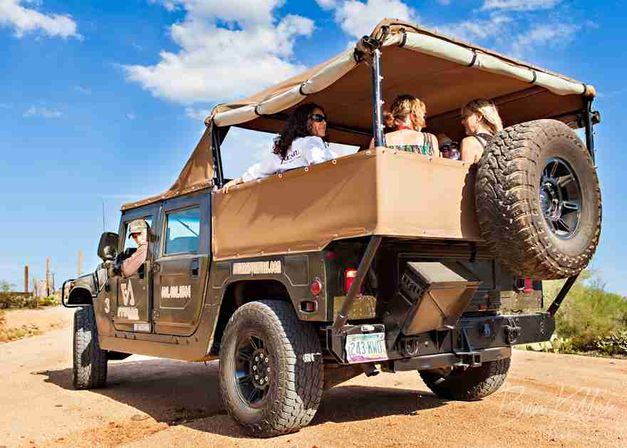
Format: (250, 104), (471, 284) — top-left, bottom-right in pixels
(472, 133), (493, 149)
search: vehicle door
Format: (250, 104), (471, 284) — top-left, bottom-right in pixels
(152, 193), (210, 336)
(111, 205), (161, 333)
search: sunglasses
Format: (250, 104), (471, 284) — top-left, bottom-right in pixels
(309, 113), (327, 123)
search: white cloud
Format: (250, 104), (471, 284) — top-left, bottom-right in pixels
(23, 106), (62, 118)
(185, 106), (212, 121)
(433, 0), (581, 60)
(482, 0), (561, 11)
(509, 23), (578, 58)
(0, 0), (79, 38)
(438, 13), (512, 42)
(318, 0), (418, 40)
(124, 0), (314, 104)
(316, 0), (338, 9)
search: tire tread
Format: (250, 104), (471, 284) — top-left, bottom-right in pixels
(73, 307), (107, 389)
(475, 119), (601, 279)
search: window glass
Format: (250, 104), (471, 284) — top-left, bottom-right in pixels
(164, 208), (200, 255)
(124, 217), (152, 250)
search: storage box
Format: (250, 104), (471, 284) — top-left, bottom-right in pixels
(398, 262), (481, 335)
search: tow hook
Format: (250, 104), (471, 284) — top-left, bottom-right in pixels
(504, 319), (521, 344)
(454, 352), (482, 368)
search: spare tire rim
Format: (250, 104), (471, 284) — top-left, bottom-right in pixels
(539, 157), (582, 239)
(234, 332), (271, 407)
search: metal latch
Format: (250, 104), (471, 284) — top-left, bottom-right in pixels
(152, 309), (160, 320)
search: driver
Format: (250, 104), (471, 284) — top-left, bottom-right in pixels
(117, 219), (149, 278)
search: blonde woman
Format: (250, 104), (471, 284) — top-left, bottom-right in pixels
(460, 99), (504, 163)
(370, 94), (439, 157)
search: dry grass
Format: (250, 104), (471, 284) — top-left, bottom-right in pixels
(0, 309), (42, 342)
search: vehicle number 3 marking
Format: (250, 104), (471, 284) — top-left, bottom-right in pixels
(104, 297), (110, 314)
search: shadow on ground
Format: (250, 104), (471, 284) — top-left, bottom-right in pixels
(39, 357), (447, 438)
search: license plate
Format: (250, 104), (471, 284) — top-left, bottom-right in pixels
(345, 332), (388, 364)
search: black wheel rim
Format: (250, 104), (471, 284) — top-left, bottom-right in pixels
(539, 157), (582, 239)
(234, 331), (271, 407)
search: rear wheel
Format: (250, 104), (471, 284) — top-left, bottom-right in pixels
(73, 307), (108, 389)
(419, 358), (510, 401)
(218, 300), (323, 437)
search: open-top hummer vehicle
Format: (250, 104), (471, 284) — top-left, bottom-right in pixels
(63, 19), (601, 437)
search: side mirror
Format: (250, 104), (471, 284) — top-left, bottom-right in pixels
(98, 232), (119, 261)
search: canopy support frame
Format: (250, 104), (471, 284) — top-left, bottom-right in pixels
(211, 125), (228, 188)
(371, 48), (385, 147)
(583, 97), (596, 163)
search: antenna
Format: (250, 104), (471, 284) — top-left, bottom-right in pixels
(101, 198), (106, 231)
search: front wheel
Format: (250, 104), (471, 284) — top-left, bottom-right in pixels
(73, 307), (108, 389)
(419, 358), (510, 401)
(218, 300), (323, 437)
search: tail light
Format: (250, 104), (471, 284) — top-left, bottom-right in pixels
(523, 277), (534, 294)
(310, 278), (323, 296)
(344, 268), (361, 294)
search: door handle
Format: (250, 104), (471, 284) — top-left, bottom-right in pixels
(191, 259), (200, 278)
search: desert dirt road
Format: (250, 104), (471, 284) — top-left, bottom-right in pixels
(0, 307), (625, 448)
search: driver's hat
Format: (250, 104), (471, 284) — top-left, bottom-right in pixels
(128, 219), (149, 238)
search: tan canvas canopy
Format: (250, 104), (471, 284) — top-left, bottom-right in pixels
(123, 18), (595, 211)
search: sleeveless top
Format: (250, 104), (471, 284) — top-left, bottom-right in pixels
(386, 132), (435, 156)
(471, 133), (494, 149)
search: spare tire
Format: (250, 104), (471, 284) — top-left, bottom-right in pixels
(476, 119), (601, 280)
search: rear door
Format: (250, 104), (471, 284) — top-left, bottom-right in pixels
(152, 193), (210, 336)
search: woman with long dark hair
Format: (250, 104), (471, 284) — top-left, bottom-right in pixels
(222, 103), (335, 191)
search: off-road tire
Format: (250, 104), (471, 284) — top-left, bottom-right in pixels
(218, 300), (323, 437)
(476, 119), (601, 279)
(73, 307), (107, 389)
(419, 358), (510, 401)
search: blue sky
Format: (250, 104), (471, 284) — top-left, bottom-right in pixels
(0, 0), (625, 295)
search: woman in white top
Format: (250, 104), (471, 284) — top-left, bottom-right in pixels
(222, 103), (336, 191)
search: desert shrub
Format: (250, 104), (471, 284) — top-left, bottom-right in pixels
(543, 271), (627, 353)
(38, 296), (60, 307)
(0, 293), (54, 309)
(0, 294), (28, 309)
(593, 330), (627, 356)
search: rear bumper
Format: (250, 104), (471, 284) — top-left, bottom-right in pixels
(327, 312), (554, 366)
(392, 346), (511, 371)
